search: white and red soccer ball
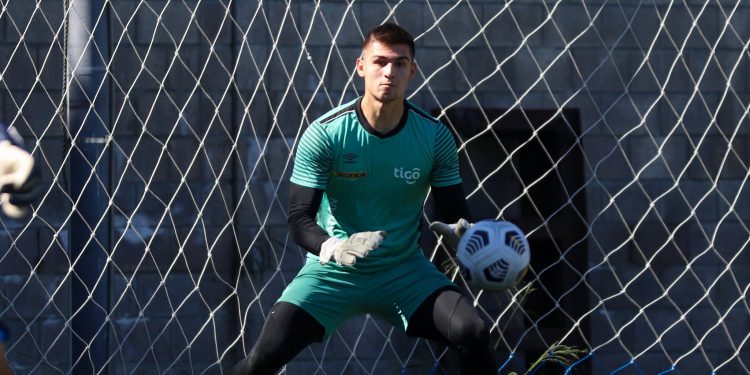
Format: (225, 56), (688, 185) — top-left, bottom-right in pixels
(456, 220), (531, 291)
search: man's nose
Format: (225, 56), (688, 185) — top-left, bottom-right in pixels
(383, 62), (394, 77)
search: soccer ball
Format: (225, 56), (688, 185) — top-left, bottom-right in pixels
(456, 220), (530, 291)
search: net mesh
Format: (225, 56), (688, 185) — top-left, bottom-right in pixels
(0, 0), (748, 374)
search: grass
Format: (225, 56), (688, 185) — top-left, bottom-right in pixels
(506, 342), (587, 375)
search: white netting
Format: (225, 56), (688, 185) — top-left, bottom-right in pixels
(0, 0), (748, 374)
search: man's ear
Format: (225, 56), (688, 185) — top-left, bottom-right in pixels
(408, 60), (417, 80)
(356, 56), (365, 77)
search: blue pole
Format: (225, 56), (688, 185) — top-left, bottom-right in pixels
(67, 0), (111, 372)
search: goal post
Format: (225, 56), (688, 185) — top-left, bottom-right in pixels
(66, 0), (113, 371)
(0, 1), (748, 374)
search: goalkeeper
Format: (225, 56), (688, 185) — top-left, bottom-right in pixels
(231, 23), (496, 375)
(0, 120), (41, 375)
(0, 121), (38, 219)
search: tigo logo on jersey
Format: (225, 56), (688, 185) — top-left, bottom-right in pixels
(394, 167), (421, 184)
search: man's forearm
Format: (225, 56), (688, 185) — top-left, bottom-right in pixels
(287, 183), (330, 255)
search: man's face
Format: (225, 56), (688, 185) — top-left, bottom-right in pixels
(356, 40), (416, 104)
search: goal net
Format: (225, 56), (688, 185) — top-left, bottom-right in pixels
(0, 0), (748, 374)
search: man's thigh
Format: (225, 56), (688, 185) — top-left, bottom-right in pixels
(230, 302), (324, 375)
(367, 257), (456, 332)
(404, 287), (486, 345)
(277, 259), (367, 338)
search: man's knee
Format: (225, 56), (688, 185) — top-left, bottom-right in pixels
(452, 314), (490, 348)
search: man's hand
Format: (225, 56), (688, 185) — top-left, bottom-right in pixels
(0, 140), (39, 218)
(429, 218), (473, 250)
(319, 231), (387, 266)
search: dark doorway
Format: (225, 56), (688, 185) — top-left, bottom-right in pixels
(426, 107), (590, 373)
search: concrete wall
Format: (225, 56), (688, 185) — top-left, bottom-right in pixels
(0, 0), (748, 374)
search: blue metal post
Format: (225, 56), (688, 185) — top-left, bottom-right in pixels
(66, 0), (111, 372)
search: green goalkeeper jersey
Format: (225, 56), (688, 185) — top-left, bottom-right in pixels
(290, 97), (462, 271)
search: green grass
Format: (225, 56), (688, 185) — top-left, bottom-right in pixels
(505, 342), (587, 375)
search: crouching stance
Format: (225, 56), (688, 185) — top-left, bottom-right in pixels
(231, 23), (496, 375)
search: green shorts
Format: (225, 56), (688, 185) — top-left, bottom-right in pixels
(278, 255), (455, 339)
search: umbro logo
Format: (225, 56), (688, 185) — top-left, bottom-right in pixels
(343, 153), (358, 164)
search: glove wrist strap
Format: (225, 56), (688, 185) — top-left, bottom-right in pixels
(319, 237), (340, 264)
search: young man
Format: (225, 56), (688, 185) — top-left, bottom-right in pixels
(0, 120), (40, 375)
(231, 23), (496, 374)
(0, 122), (38, 219)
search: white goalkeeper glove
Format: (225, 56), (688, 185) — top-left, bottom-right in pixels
(0, 140), (38, 218)
(319, 231), (387, 266)
(429, 218), (473, 250)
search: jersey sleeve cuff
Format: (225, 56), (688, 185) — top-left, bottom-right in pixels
(290, 176), (327, 190)
(431, 178), (462, 187)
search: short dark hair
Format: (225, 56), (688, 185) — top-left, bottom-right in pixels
(362, 22), (415, 60)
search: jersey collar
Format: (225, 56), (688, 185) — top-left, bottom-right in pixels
(355, 97), (408, 139)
